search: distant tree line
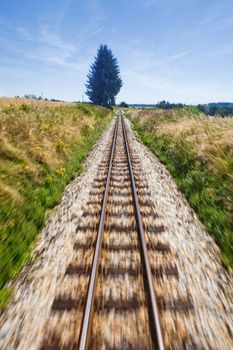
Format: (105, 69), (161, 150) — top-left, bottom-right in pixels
(19, 94), (65, 103)
(156, 100), (186, 109)
(24, 94), (44, 100)
(119, 101), (129, 108)
(156, 100), (233, 117)
(196, 103), (233, 117)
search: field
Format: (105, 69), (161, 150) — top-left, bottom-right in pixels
(128, 107), (233, 270)
(0, 98), (111, 307)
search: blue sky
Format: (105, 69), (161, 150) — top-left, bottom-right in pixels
(0, 0), (233, 104)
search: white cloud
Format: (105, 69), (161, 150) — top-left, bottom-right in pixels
(16, 27), (33, 40)
(40, 25), (76, 54)
(77, 27), (103, 45)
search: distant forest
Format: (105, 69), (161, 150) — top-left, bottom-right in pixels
(196, 103), (233, 117)
(156, 101), (233, 117)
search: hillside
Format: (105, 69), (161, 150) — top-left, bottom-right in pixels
(128, 107), (233, 269)
(0, 98), (111, 307)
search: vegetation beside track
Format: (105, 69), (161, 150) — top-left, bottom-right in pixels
(0, 98), (112, 308)
(128, 107), (233, 270)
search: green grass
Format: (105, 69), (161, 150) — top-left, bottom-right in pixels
(0, 100), (112, 309)
(128, 111), (233, 270)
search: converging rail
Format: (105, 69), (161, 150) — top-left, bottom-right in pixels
(78, 112), (165, 350)
(78, 115), (119, 349)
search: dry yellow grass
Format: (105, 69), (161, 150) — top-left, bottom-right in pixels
(129, 107), (233, 174)
(0, 97), (71, 108)
(0, 99), (88, 173)
(156, 115), (233, 168)
(0, 181), (23, 203)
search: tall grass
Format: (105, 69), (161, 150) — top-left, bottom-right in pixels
(0, 99), (112, 308)
(128, 108), (233, 270)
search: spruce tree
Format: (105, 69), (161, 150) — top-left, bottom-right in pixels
(85, 45), (123, 107)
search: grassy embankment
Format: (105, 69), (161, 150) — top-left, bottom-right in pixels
(0, 98), (111, 308)
(128, 107), (233, 270)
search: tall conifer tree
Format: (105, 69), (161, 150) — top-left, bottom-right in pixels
(85, 45), (123, 107)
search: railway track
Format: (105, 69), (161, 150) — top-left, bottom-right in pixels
(40, 112), (184, 349)
(78, 113), (164, 350)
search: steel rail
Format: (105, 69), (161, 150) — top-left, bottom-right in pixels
(121, 113), (165, 350)
(78, 116), (119, 350)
